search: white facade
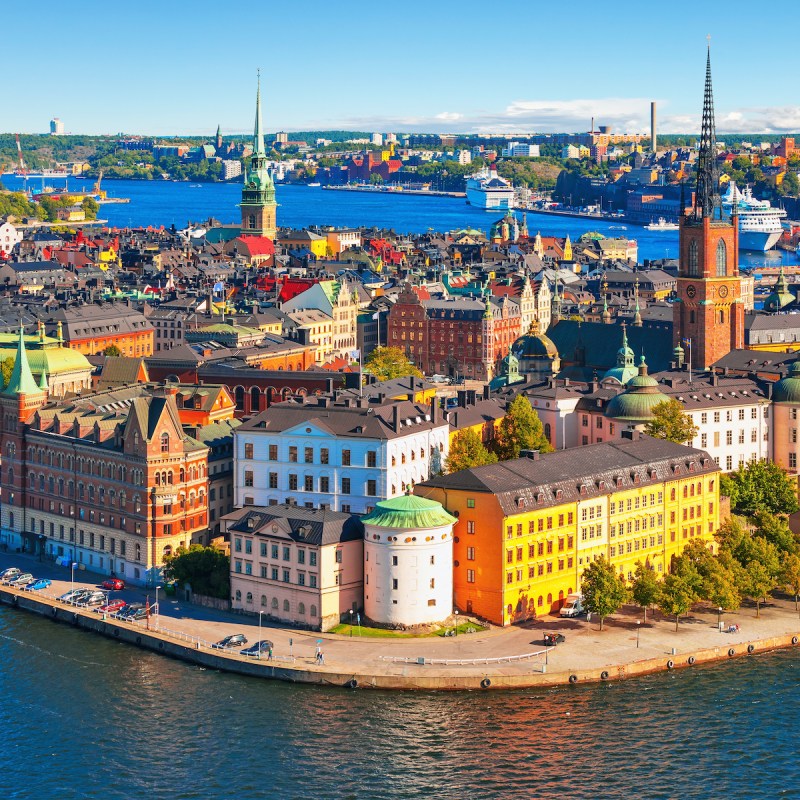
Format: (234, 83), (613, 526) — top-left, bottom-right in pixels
(234, 400), (450, 514)
(363, 500), (455, 626)
(0, 222), (22, 256)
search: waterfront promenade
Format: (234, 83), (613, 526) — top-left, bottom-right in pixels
(3, 551), (800, 690)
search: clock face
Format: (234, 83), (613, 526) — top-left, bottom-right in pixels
(718, 284), (729, 299)
(686, 284), (697, 298)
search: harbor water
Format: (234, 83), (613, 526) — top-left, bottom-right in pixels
(2, 176), (796, 269)
(1, 605), (798, 799)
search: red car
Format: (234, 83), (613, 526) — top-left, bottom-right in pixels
(97, 599), (126, 614)
(102, 578), (125, 590)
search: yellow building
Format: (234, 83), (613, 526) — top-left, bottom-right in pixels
(416, 436), (720, 626)
(279, 229), (329, 258)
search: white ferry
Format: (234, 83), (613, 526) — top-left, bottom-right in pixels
(645, 217), (680, 232)
(722, 181), (786, 252)
(465, 165), (515, 210)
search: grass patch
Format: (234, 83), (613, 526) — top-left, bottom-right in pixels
(329, 622), (487, 638)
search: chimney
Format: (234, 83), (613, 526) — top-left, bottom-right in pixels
(519, 449), (540, 460)
(457, 389), (467, 408)
(483, 384), (490, 400)
(392, 404), (400, 432)
(650, 101), (657, 153)
(430, 395), (438, 424)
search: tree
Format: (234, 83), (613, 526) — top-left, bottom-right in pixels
(581, 556), (629, 631)
(752, 510), (797, 555)
(780, 552), (800, 612)
(445, 428), (497, 474)
(369, 172), (384, 185)
(643, 399), (699, 444)
(364, 346), (422, 382)
(657, 573), (698, 631)
(103, 344), (121, 357)
(0, 356), (14, 388)
(631, 562), (660, 623)
(722, 460), (799, 517)
(492, 395), (553, 461)
(742, 559), (775, 618)
(163, 544), (230, 600)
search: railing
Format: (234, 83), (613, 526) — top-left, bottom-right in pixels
(378, 649), (550, 667)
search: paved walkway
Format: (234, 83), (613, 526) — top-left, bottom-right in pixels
(4, 551), (800, 687)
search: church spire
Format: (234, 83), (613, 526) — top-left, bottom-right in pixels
(3, 326), (39, 396)
(254, 70), (266, 157)
(694, 41), (722, 220)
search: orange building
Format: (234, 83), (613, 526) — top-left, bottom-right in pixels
(47, 304), (154, 358)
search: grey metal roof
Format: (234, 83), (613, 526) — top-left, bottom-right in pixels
(224, 504), (363, 546)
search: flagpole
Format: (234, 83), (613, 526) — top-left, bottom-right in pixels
(359, 349), (363, 399)
(688, 338), (692, 383)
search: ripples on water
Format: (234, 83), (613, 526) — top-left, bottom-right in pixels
(1, 608), (798, 800)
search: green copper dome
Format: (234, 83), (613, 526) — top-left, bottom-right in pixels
(361, 495), (457, 530)
(603, 325), (637, 385)
(773, 361), (800, 403)
(606, 357), (668, 422)
(764, 267), (795, 313)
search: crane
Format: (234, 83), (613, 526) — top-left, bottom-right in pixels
(14, 134), (27, 176)
(93, 169), (104, 198)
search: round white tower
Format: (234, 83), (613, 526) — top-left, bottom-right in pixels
(362, 494), (456, 626)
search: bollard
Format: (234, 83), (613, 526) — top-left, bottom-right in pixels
(541, 664), (547, 674)
(671, 647), (676, 655)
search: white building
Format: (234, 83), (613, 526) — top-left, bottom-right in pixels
(50, 118), (65, 135)
(362, 495), (456, 626)
(221, 160), (242, 180)
(371, 133), (384, 147)
(0, 221), (22, 256)
(502, 142), (540, 158)
(234, 396), (450, 514)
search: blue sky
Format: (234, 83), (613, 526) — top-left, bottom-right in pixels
(6, 0), (798, 137)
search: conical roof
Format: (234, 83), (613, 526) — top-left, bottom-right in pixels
(2, 327), (39, 396)
(764, 267), (795, 312)
(603, 325), (637, 385)
(361, 494), (457, 530)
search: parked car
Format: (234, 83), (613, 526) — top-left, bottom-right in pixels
(124, 605), (147, 621)
(59, 588), (90, 603)
(543, 632), (566, 646)
(8, 573), (33, 587)
(97, 600), (127, 614)
(25, 578), (52, 591)
(101, 578), (125, 591)
(0, 567), (21, 582)
(559, 593), (585, 618)
(79, 591), (107, 607)
(212, 633), (248, 650)
(117, 603), (145, 620)
(240, 640), (274, 657)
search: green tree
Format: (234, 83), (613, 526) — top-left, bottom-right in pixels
(721, 460), (799, 517)
(103, 344), (121, 357)
(657, 573), (698, 632)
(369, 172), (384, 185)
(81, 196), (99, 220)
(780, 551), (800, 612)
(364, 346), (422, 381)
(581, 556), (629, 631)
(752, 509), (797, 555)
(643, 399), (699, 444)
(445, 428), (497, 474)
(163, 544), (230, 600)
(491, 395), (553, 461)
(631, 562), (660, 623)
(1, 356), (14, 388)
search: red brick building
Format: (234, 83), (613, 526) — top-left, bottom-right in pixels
(387, 284), (522, 381)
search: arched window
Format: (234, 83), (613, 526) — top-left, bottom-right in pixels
(250, 386), (261, 413)
(246, 592), (253, 604)
(235, 386), (245, 411)
(544, 423), (552, 441)
(716, 239), (727, 277)
(248, 214), (256, 230)
(310, 605), (317, 617)
(298, 602), (306, 615)
(161, 432), (170, 453)
(283, 599), (290, 612)
(688, 240), (698, 277)
(235, 590), (241, 601)
(271, 597), (279, 609)
(719, 310), (725, 325)
(261, 595), (267, 607)
(163, 545), (172, 557)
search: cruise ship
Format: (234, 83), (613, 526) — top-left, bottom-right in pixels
(722, 181), (786, 252)
(465, 165), (515, 210)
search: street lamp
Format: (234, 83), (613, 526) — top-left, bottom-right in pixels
(717, 607), (723, 631)
(348, 608), (353, 637)
(70, 561), (76, 603)
(258, 610), (265, 659)
(155, 585), (161, 628)
(454, 609), (459, 637)
(636, 620), (641, 649)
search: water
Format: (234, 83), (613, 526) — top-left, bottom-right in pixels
(3, 175), (796, 269)
(1, 605), (798, 799)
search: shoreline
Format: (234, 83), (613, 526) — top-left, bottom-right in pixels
(2, 584), (798, 691)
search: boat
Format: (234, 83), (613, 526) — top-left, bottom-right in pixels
(722, 181), (786, 252)
(307, 182), (321, 188)
(609, 225), (628, 230)
(645, 217), (680, 231)
(466, 165), (515, 210)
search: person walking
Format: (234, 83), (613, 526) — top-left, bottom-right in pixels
(267, 645), (273, 661)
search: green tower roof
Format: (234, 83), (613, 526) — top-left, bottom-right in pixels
(605, 357), (667, 422)
(773, 361), (800, 403)
(361, 494), (457, 530)
(3, 327), (40, 396)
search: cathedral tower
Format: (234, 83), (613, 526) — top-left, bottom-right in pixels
(673, 46), (743, 369)
(240, 73), (277, 239)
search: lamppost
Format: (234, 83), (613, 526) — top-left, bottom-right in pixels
(348, 608), (353, 637)
(258, 610), (265, 659)
(70, 561), (76, 602)
(636, 620), (641, 649)
(155, 585), (161, 628)
(454, 608), (459, 636)
(717, 607), (723, 631)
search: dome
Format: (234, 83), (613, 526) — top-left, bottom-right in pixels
(773, 361), (800, 403)
(764, 268), (795, 313)
(603, 325), (637, 385)
(361, 494), (457, 530)
(606, 357), (668, 422)
(513, 328), (559, 359)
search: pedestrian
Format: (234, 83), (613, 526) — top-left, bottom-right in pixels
(315, 644), (321, 660)
(267, 646), (273, 661)
(319, 651), (324, 665)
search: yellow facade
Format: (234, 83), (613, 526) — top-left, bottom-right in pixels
(418, 445), (720, 626)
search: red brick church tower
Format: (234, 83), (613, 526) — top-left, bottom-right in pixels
(673, 46), (744, 370)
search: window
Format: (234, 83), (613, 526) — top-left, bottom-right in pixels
(366, 480), (377, 496)
(244, 470), (254, 487)
(320, 448), (329, 465)
(269, 472), (278, 489)
(271, 567), (278, 580)
(320, 476), (330, 493)
(341, 477), (351, 494)
(289, 446), (298, 463)
(289, 474), (298, 491)
(342, 450), (351, 466)
(335, 550), (343, 564)
(467, 499), (475, 508)
(310, 552), (317, 566)
(304, 447), (313, 464)
(790, 453), (797, 469)
(304, 475), (314, 492)
(716, 238), (727, 277)
(392, 578), (398, 590)
(268, 445), (278, 461)
(282, 569), (290, 583)
(688, 240), (698, 277)
(160, 432), (169, 453)
(244, 443), (254, 459)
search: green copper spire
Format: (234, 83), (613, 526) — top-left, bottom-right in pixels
(254, 70), (266, 157)
(3, 326), (40, 396)
(38, 367), (48, 391)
